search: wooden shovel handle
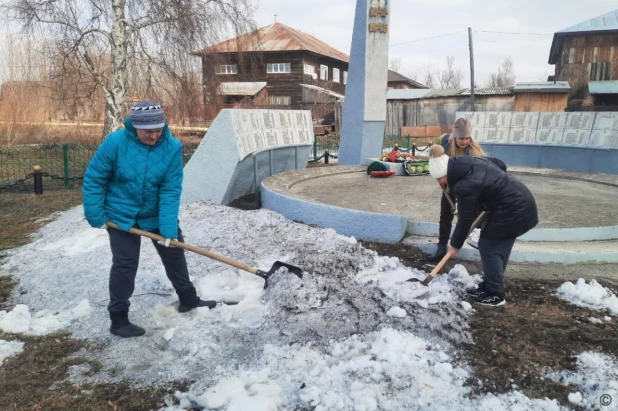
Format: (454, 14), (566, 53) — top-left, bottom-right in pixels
(429, 250), (453, 277)
(105, 222), (258, 275)
(442, 187), (457, 215)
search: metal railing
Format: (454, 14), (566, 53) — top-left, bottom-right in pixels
(310, 134), (432, 162)
(1, 143), (200, 192)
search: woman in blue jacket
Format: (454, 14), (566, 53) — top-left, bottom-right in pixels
(83, 100), (215, 338)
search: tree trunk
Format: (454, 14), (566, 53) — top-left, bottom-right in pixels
(102, 0), (129, 139)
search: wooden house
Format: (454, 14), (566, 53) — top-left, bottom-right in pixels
(549, 9), (618, 108)
(193, 22), (425, 121)
(193, 22), (349, 118)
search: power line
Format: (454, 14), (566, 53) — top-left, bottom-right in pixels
(476, 30), (552, 36)
(389, 29), (467, 47)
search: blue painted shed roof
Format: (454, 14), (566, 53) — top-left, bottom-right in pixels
(512, 81), (571, 93)
(549, 10), (618, 64)
(557, 10), (618, 34)
(588, 81), (618, 95)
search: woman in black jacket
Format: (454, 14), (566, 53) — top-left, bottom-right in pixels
(428, 145), (538, 306)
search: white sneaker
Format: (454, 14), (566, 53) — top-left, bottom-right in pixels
(466, 228), (480, 249)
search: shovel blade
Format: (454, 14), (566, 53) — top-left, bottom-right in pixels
(268, 261), (303, 279)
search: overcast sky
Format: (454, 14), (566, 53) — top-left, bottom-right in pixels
(256, 0), (617, 88)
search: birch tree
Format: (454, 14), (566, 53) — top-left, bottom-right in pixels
(3, 0), (256, 137)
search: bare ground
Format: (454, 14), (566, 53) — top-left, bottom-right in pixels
(1, 191), (617, 409)
(362, 241), (618, 409)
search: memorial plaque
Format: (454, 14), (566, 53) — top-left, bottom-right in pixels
(456, 111), (486, 127)
(538, 112), (567, 129)
(566, 112), (596, 130)
(535, 129), (564, 145)
(472, 127), (484, 141)
(592, 112), (618, 131)
(182, 109), (313, 205)
(483, 128), (509, 143)
(562, 129), (592, 146)
(484, 112), (512, 128)
(588, 130), (618, 148)
(510, 112), (539, 129)
(508, 128), (536, 144)
(232, 110), (313, 159)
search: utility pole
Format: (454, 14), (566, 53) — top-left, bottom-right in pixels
(468, 27), (475, 112)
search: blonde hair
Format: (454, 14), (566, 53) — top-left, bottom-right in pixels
(447, 135), (485, 158)
(429, 144), (445, 158)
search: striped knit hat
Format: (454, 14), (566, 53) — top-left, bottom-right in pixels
(130, 100), (165, 130)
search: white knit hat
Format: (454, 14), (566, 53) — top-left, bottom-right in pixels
(428, 145), (449, 179)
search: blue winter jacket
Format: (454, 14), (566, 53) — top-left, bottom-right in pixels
(82, 118), (183, 239)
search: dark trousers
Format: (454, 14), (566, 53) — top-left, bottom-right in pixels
(107, 226), (198, 313)
(438, 192), (455, 244)
(478, 237), (516, 296)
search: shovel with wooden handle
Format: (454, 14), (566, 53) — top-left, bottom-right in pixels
(106, 222), (303, 288)
(408, 211), (486, 287)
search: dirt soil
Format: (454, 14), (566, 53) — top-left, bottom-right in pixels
(2, 191), (617, 409)
(362, 241), (618, 409)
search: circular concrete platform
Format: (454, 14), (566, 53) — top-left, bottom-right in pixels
(261, 165), (618, 263)
(286, 169), (618, 229)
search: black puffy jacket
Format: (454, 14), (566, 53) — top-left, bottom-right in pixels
(448, 156), (539, 249)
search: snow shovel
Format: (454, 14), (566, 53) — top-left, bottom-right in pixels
(106, 222), (303, 288)
(408, 211), (486, 287)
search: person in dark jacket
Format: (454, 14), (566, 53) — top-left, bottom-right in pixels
(83, 100), (216, 338)
(428, 145), (538, 306)
(426, 118), (486, 263)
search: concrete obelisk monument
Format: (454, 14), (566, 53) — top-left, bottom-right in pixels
(338, 0), (390, 165)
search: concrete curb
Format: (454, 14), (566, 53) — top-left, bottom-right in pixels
(407, 221), (618, 242)
(261, 187), (408, 243)
(405, 236), (618, 264)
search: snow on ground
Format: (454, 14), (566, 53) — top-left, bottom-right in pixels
(546, 352), (618, 411)
(0, 201), (613, 410)
(556, 278), (618, 315)
(0, 339), (24, 364)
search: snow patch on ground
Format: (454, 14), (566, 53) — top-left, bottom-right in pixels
(556, 279), (618, 314)
(0, 339), (24, 364)
(547, 352), (618, 410)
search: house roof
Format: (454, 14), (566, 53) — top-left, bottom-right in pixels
(423, 89), (466, 98)
(460, 87), (512, 96)
(217, 82), (267, 96)
(300, 84), (345, 100)
(387, 70), (428, 89)
(549, 10), (618, 64)
(588, 80), (618, 94)
(512, 81), (571, 94)
(195, 22), (349, 63)
(386, 89), (430, 100)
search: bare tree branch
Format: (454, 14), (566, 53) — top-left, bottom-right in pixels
(2, 0), (256, 137)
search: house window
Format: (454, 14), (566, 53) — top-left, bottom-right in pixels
(268, 95), (291, 105)
(215, 64), (237, 74)
(343, 71), (348, 85)
(303, 64), (315, 75)
(333, 68), (340, 83)
(590, 62), (613, 81)
(320, 65), (328, 80)
(267, 63), (291, 73)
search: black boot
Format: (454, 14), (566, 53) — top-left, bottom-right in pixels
(426, 243), (447, 263)
(178, 298), (217, 313)
(109, 311), (145, 338)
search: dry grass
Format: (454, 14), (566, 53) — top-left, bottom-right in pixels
(0, 191), (83, 251)
(0, 122), (205, 146)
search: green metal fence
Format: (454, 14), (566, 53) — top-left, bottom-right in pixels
(0, 143), (200, 192)
(311, 134), (431, 161)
